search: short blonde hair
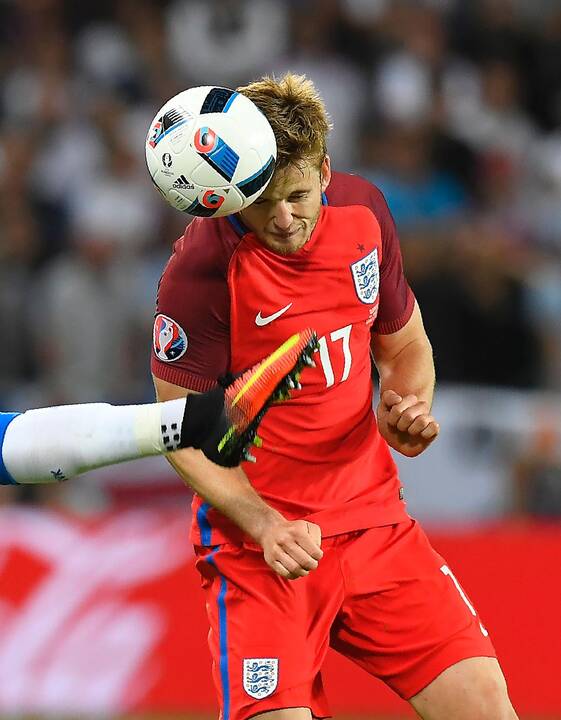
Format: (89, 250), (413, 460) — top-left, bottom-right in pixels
(237, 73), (331, 170)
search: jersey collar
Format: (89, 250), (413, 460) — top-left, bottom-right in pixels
(226, 213), (248, 237)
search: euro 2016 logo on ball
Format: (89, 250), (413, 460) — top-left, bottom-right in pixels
(146, 86), (277, 218)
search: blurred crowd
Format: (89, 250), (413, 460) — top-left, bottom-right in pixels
(1, 0), (561, 512)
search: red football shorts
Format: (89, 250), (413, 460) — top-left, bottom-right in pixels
(195, 518), (496, 720)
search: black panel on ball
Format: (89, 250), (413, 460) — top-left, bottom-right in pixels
(200, 88), (237, 114)
(237, 156), (276, 198)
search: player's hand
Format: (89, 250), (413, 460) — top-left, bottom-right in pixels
(376, 390), (439, 458)
(260, 518), (323, 580)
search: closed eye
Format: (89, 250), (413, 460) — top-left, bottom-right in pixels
(252, 192), (308, 205)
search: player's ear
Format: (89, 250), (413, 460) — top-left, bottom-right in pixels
(320, 155), (331, 193)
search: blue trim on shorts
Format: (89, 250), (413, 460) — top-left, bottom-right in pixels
(197, 502), (213, 546)
(207, 547), (231, 720)
(0, 413), (20, 485)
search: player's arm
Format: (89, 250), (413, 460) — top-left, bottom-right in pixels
(371, 301), (439, 457)
(154, 376), (323, 580)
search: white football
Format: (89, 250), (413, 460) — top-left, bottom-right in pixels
(145, 86), (277, 218)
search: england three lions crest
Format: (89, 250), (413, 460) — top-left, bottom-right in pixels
(351, 248), (379, 304)
(243, 658), (279, 699)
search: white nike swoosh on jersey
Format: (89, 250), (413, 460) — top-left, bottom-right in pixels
(255, 303), (293, 326)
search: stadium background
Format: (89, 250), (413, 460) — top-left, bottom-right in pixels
(1, 0), (560, 717)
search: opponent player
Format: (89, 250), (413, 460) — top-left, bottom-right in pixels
(0, 329), (316, 484)
(152, 74), (517, 720)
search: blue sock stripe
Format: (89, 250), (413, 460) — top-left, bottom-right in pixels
(0, 413), (20, 485)
(206, 549), (230, 720)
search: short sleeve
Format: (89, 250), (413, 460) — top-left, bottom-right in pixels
(367, 185), (415, 334)
(151, 219), (237, 391)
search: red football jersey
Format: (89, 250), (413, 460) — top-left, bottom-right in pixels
(152, 172), (415, 545)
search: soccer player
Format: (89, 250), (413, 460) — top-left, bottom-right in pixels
(152, 74), (518, 720)
(0, 330), (316, 484)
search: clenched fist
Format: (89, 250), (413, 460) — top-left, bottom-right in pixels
(260, 518), (323, 580)
(377, 390), (440, 458)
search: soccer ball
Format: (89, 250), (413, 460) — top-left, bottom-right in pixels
(145, 86), (277, 218)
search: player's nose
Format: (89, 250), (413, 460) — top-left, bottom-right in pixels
(272, 201), (294, 230)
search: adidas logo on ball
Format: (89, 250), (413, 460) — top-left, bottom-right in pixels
(172, 175), (195, 190)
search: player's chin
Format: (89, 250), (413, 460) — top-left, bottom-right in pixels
(265, 228), (308, 254)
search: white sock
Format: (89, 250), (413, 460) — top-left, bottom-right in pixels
(0, 398), (187, 485)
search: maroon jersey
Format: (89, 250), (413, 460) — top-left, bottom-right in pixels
(152, 172), (415, 545)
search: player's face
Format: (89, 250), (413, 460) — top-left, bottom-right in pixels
(239, 155), (331, 255)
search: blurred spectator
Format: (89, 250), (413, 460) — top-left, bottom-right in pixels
(0, 206), (42, 408)
(524, 260), (561, 392)
(166, 0), (289, 88)
(372, 4), (446, 126)
(359, 122), (468, 228)
(402, 222), (544, 388)
(449, 0), (531, 67)
(525, 8), (561, 131)
(35, 221), (152, 405)
(512, 414), (561, 518)
(444, 57), (536, 170)
(66, 96), (158, 252)
(274, 1), (367, 169)
(528, 132), (561, 253)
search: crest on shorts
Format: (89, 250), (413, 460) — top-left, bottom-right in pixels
(350, 248), (379, 304)
(153, 314), (188, 362)
(243, 658), (279, 699)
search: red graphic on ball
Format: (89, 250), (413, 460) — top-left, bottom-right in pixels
(194, 127), (217, 154)
(202, 191), (225, 209)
